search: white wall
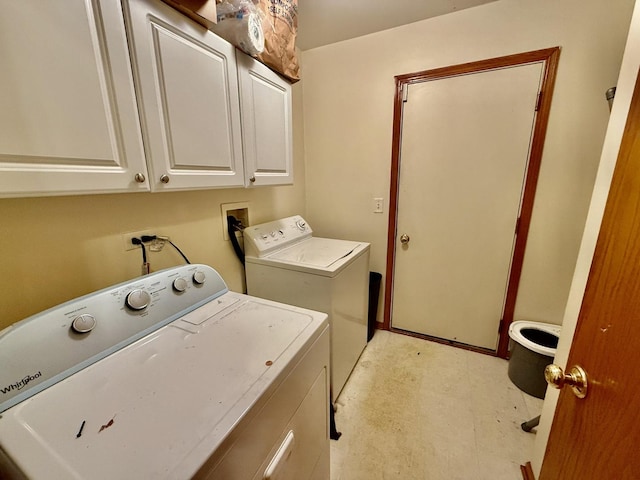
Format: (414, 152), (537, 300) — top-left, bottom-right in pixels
(0, 83), (307, 332)
(532, 2), (640, 475)
(300, 0), (635, 326)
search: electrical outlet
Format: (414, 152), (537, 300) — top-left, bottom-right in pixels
(373, 197), (384, 213)
(221, 202), (250, 240)
(122, 229), (156, 251)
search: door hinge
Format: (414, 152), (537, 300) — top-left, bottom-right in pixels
(535, 91), (542, 111)
(402, 84), (409, 103)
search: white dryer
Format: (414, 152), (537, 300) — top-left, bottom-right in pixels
(0, 265), (330, 479)
(244, 215), (370, 402)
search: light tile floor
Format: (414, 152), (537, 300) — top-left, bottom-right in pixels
(330, 330), (542, 480)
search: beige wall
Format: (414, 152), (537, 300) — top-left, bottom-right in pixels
(0, 83), (306, 332)
(300, 0), (635, 326)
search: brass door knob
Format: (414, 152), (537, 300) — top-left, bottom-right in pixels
(400, 234), (410, 244)
(544, 364), (588, 399)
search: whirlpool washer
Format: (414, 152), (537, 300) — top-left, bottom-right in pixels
(0, 264), (329, 479)
(244, 215), (370, 402)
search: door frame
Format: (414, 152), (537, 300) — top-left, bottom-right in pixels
(383, 47), (561, 358)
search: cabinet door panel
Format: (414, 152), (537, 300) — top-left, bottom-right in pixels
(237, 53), (293, 187)
(125, 0), (245, 191)
(0, 0), (148, 197)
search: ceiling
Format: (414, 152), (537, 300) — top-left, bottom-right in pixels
(296, 0), (498, 51)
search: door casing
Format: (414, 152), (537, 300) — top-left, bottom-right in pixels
(383, 47), (561, 358)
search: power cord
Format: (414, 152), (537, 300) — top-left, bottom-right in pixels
(131, 237), (150, 275)
(141, 235), (191, 264)
(227, 215), (245, 265)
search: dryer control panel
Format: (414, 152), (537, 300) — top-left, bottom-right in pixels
(244, 215), (313, 258)
(0, 264), (228, 413)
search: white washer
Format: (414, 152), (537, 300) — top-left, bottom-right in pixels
(244, 215), (370, 402)
(0, 265), (329, 480)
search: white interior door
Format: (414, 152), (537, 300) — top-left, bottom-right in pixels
(391, 63), (543, 350)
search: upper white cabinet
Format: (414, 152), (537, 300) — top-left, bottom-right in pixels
(0, 1), (148, 197)
(123, 0), (246, 191)
(237, 52), (293, 187)
(0, 0), (292, 198)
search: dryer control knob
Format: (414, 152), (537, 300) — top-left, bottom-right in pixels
(71, 314), (96, 333)
(173, 277), (188, 292)
(125, 289), (151, 310)
(193, 271), (206, 285)
(296, 220), (306, 230)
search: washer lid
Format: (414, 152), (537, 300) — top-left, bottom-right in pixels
(270, 237), (362, 268)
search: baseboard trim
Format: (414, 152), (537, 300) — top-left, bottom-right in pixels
(521, 461), (536, 480)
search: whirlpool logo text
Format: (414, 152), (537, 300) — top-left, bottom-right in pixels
(1, 372), (42, 395)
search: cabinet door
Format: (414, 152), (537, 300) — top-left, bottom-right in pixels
(123, 0), (245, 191)
(0, 1), (148, 197)
(237, 53), (293, 187)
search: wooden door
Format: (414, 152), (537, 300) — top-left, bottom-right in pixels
(123, 0), (245, 191)
(0, 0), (148, 197)
(539, 70), (640, 479)
(237, 51), (293, 187)
(387, 49), (559, 354)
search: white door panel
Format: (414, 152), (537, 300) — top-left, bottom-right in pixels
(237, 52), (293, 187)
(124, 0), (245, 191)
(392, 63), (543, 350)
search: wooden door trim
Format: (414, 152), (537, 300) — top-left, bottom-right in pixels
(521, 461), (536, 480)
(383, 47), (561, 358)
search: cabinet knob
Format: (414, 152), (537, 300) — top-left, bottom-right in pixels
(134, 172), (146, 183)
(160, 174), (170, 184)
(249, 175), (256, 183)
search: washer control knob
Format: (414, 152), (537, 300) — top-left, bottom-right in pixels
(193, 271), (206, 285)
(173, 277), (188, 292)
(71, 314), (96, 333)
(125, 289), (151, 310)
(296, 220), (306, 230)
